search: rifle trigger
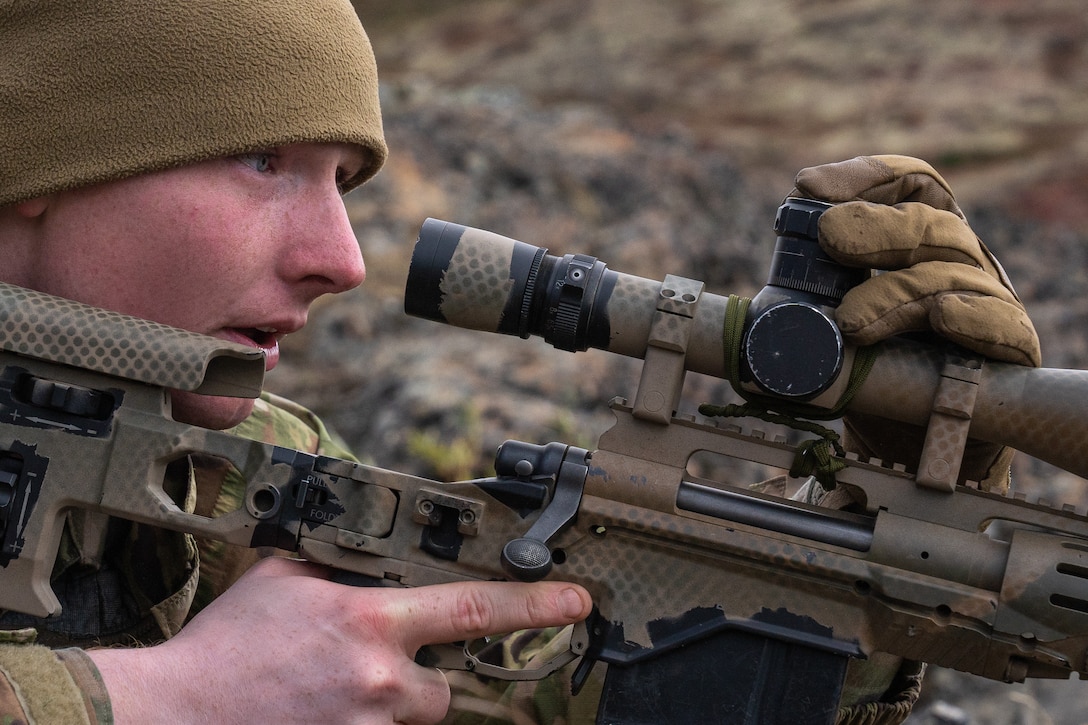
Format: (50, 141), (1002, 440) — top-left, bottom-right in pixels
(415, 629), (580, 681)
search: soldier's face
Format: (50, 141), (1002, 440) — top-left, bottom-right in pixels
(10, 142), (368, 429)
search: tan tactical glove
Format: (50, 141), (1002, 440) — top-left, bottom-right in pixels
(792, 154), (1040, 368)
(790, 155), (1042, 490)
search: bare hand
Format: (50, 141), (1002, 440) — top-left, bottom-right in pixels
(89, 557), (592, 724)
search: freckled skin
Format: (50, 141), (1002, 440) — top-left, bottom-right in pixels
(1, 143), (367, 428)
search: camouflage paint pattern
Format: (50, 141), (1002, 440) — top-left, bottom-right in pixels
(0, 281), (265, 397)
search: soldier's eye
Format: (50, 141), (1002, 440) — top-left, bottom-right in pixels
(238, 153), (274, 173)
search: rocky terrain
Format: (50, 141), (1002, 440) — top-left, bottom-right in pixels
(266, 2), (1088, 722)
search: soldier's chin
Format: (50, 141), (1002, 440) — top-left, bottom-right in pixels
(169, 390), (257, 430)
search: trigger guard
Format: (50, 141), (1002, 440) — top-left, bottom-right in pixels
(417, 623), (585, 681)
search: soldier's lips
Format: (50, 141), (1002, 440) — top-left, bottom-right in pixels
(223, 328), (281, 371)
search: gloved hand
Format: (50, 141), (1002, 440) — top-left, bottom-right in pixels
(791, 154), (1040, 367)
(790, 155), (1042, 492)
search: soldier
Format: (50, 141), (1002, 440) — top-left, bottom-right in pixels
(0, 1), (590, 722)
(0, 1), (1040, 723)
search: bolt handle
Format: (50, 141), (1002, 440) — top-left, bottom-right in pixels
(502, 537), (553, 581)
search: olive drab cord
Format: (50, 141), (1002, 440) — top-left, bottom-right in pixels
(698, 295), (880, 490)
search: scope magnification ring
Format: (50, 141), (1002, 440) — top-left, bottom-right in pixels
(517, 247), (548, 339)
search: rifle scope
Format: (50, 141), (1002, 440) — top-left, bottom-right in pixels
(404, 211), (1088, 480)
(405, 199), (863, 399)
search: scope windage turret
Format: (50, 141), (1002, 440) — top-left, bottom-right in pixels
(741, 199), (870, 399)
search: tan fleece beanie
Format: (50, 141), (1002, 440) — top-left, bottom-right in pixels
(0, 0), (387, 207)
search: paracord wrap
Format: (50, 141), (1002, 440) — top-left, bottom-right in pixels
(698, 294), (880, 489)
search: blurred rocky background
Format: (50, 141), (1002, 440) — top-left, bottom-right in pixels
(267, 2), (1088, 722)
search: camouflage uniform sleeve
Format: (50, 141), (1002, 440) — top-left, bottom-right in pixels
(0, 635), (110, 724)
(230, 391), (359, 460)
